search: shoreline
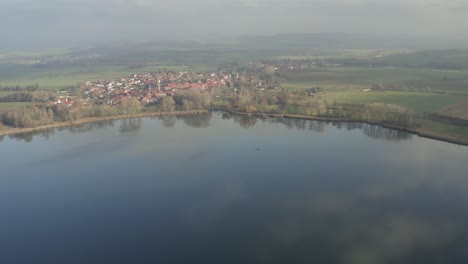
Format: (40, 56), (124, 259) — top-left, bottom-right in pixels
(219, 109), (468, 147)
(2, 108), (468, 147)
(0, 110), (208, 137)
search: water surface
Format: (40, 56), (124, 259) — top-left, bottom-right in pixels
(1, 113), (468, 264)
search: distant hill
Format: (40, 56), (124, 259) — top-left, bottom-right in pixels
(92, 33), (467, 52)
(234, 33), (468, 50)
(237, 33), (390, 49)
(3, 32), (468, 53)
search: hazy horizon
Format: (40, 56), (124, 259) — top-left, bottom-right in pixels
(2, 0), (468, 50)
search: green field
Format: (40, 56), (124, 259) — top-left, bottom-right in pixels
(283, 67), (468, 93)
(324, 91), (465, 113)
(281, 66), (468, 116)
(0, 64), (218, 90)
(374, 49), (468, 69)
(419, 119), (468, 137)
(0, 91), (14, 97)
(0, 102), (33, 111)
(272, 49), (404, 60)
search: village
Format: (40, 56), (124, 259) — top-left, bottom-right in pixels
(51, 59), (347, 110)
(50, 69), (263, 110)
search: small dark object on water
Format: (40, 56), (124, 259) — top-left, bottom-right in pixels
(256, 148), (261, 151)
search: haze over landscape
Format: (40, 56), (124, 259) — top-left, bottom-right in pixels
(2, 0), (468, 49)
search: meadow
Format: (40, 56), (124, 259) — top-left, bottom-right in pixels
(283, 67), (468, 93)
(282, 66), (468, 117)
(0, 102), (33, 111)
(0, 91), (14, 96)
(419, 119), (468, 137)
(0, 64), (217, 91)
(324, 91), (463, 113)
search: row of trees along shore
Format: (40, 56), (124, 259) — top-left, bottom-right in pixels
(0, 87), (416, 129)
(220, 87), (417, 128)
(0, 89), (213, 128)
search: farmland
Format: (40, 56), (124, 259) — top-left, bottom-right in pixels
(283, 67), (468, 93)
(1, 44), (468, 141)
(0, 102), (33, 111)
(281, 65), (468, 119)
(0, 65), (217, 91)
(323, 91), (464, 114)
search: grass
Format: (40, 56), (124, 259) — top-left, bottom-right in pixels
(0, 64), (217, 90)
(324, 91), (465, 113)
(0, 102), (33, 111)
(283, 67), (468, 93)
(419, 119), (468, 137)
(0, 91), (14, 97)
(376, 49), (468, 69)
(0, 48), (70, 64)
(273, 49), (405, 60)
(282, 66), (468, 114)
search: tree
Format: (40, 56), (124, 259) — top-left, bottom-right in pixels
(119, 98), (142, 115)
(278, 90), (289, 110)
(0, 107), (54, 128)
(173, 89), (211, 110)
(159, 96), (176, 112)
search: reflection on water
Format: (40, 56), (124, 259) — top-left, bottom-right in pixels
(234, 115), (258, 128)
(63, 120), (116, 134)
(177, 113), (212, 128)
(119, 118), (143, 133)
(1, 112), (414, 143)
(5, 128), (56, 143)
(0, 112), (468, 264)
(156, 115), (176, 128)
(222, 113), (412, 141)
(309, 120), (326, 133)
(362, 123), (413, 141)
(332, 121), (413, 141)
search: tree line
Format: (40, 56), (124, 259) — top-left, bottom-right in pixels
(0, 88), (215, 128)
(1, 107), (54, 128)
(216, 85), (417, 128)
(0, 91), (55, 103)
(0, 84), (40, 92)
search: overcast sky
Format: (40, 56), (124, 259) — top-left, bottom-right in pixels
(1, 0), (468, 48)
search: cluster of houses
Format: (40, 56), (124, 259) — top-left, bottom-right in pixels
(49, 96), (87, 113)
(48, 69), (263, 110)
(79, 70), (239, 106)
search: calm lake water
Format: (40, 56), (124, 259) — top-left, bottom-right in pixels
(1, 113), (468, 264)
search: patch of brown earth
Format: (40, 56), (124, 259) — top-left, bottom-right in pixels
(439, 99), (468, 120)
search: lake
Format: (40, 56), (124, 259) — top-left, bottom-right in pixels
(1, 113), (468, 264)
